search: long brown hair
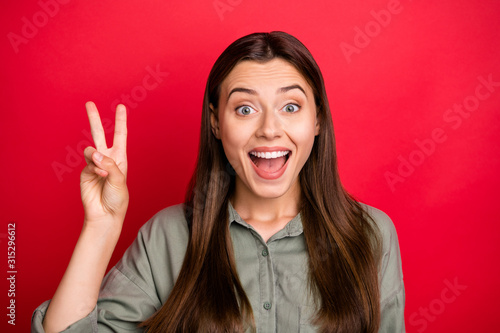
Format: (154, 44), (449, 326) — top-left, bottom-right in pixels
(141, 31), (381, 332)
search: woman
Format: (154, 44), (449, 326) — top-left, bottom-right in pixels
(33, 31), (405, 332)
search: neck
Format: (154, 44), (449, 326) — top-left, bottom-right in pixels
(231, 177), (301, 224)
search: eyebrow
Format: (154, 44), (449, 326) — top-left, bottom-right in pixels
(278, 84), (307, 97)
(227, 87), (257, 102)
(226, 84), (307, 102)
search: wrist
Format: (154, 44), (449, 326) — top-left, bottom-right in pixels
(82, 217), (123, 241)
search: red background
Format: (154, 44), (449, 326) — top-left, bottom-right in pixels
(1, 0), (499, 332)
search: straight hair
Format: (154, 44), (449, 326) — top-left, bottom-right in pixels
(141, 31), (382, 332)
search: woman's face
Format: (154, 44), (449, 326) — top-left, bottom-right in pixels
(211, 58), (319, 200)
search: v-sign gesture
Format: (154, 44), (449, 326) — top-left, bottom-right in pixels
(43, 102), (130, 333)
(81, 101), (129, 224)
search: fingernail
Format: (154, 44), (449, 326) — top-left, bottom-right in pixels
(94, 152), (103, 162)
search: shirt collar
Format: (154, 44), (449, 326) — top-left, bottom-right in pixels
(227, 201), (304, 238)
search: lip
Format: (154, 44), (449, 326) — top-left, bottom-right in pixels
(249, 146), (291, 153)
(248, 146), (292, 180)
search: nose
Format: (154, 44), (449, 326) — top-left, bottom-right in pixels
(255, 108), (283, 139)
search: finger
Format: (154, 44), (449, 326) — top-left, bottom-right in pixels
(85, 101), (108, 151)
(82, 161), (108, 178)
(113, 104), (127, 150)
(83, 146), (97, 165)
(83, 147), (108, 177)
(84, 147), (106, 170)
(90, 150), (126, 185)
(91, 165), (109, 178)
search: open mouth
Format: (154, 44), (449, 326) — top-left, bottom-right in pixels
(248, 150), (291, 174)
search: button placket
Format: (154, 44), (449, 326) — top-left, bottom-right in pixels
(256, 240), (276, 331)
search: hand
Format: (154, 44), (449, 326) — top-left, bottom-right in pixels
(80, 102), (129, 225)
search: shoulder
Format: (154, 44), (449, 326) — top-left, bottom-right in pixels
(359, 203), (405, 304)
(138, 203), (189, 244)
(113, 203), (190, 301)
(118, 203), (189, 274)
(358, 203), (399, 254)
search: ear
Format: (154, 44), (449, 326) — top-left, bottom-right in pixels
(210, 103), (220, 139)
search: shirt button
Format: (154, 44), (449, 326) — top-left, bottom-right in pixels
(262, 249), (269, 257)
(263, 302), (272, 310)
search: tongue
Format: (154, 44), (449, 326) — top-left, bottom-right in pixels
(253, 156), (287, 173)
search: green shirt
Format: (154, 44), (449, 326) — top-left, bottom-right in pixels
(32, 202), (405, 332)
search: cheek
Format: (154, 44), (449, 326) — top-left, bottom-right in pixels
(286, 121), (317, 161)
(288, 120), (317, 144)
(220, 119), (251, 163)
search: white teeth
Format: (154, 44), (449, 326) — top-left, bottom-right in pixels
(249, 151), (290, 159)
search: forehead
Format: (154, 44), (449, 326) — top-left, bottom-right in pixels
(221, 58), (312, 94)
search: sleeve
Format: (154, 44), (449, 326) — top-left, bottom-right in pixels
(363, 204), (406, 333)
(31, 231), (161, 333)
(31, 204), (189, 332)
(31, 301), (98, 333)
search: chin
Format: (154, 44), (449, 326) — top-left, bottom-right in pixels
(248, 179), (297, 199)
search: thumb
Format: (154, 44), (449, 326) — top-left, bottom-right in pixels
(90, 151), (126, 185)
